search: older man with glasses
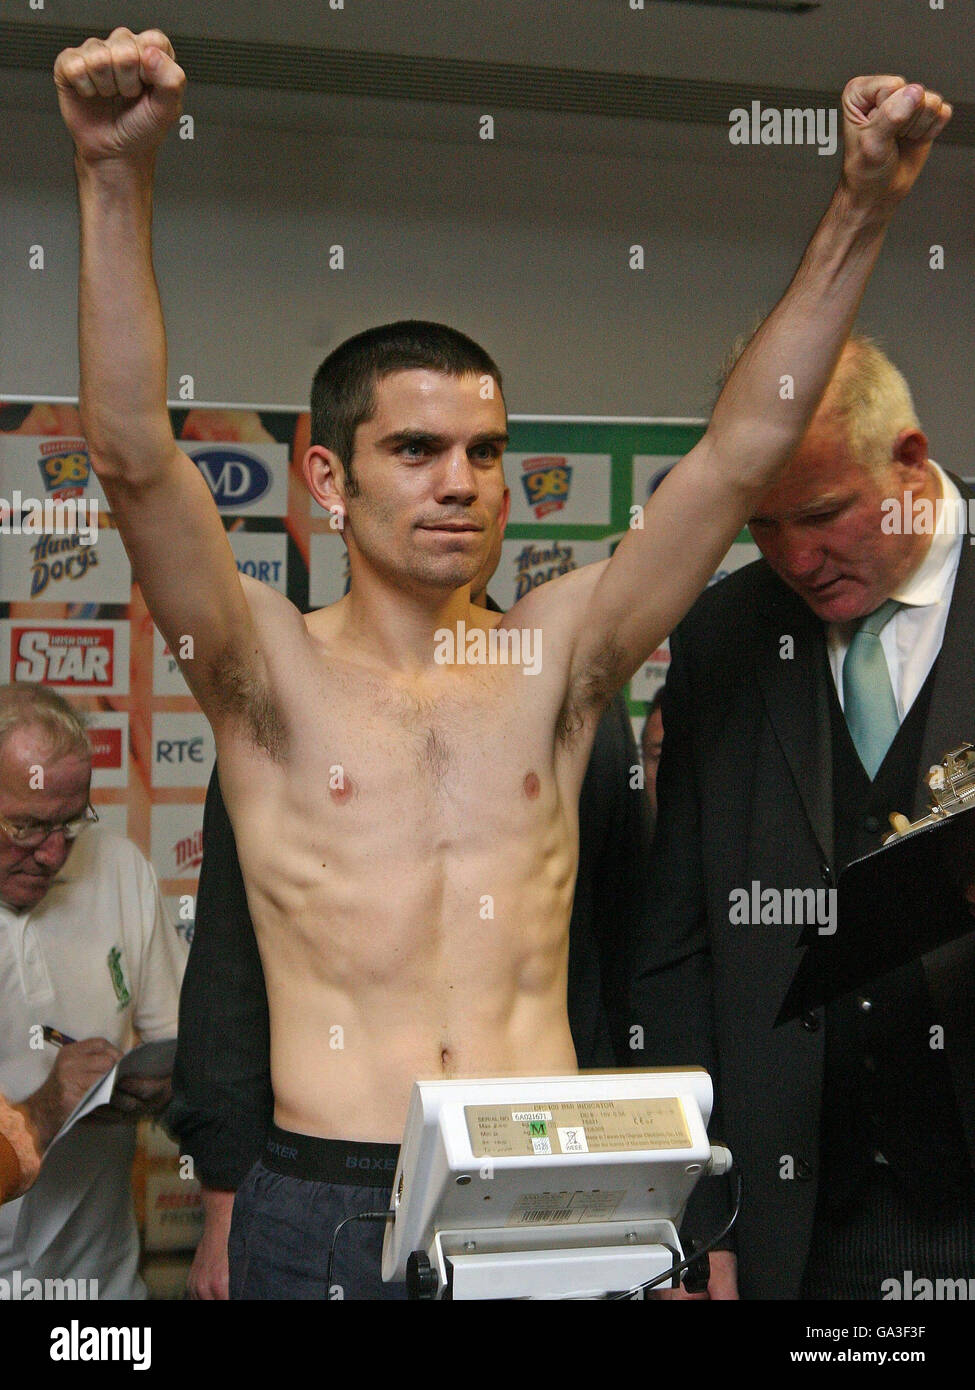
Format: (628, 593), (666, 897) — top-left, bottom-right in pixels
(0, 683), (185, 1298)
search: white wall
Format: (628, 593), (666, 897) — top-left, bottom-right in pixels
(2, 95), (972, 465)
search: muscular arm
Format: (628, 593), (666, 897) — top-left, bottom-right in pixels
(57, 30), (268, 719)
(545, 78), (951, 709)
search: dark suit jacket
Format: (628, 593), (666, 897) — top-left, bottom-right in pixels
(631, 476), (975, 1299)
(169, 691), (653, 1188)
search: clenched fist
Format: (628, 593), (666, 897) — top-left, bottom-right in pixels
(53, 27), (185, 164)
(841, 76), (952, 210)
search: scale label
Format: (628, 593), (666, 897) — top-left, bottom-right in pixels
(505, 1190), (625, 1227)
(465, 1098), (692, 1158)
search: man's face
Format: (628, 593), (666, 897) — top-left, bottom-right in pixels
(318, 370), (511, 596)
(0, 726), (91, 911)
(748, 418), (932, 624)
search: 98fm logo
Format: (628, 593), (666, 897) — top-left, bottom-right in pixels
(520, 456), (572, 521)
(37, 443), (92, 501)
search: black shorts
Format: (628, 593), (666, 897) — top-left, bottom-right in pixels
(228, 1126), (408, 1300)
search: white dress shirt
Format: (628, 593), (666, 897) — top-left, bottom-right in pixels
(0, 827), (185, 1298)
(827, 463), (964, 721)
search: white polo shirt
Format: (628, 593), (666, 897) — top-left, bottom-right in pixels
(0, 827), (186, 1299)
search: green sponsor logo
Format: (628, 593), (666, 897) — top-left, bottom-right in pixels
(107, 945), (131, 1010)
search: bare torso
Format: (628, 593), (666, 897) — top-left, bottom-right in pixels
(217, 584), (600, 1142)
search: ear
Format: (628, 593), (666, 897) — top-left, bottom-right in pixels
(892, 428), (929, 479)
(303, 445), (347, 526)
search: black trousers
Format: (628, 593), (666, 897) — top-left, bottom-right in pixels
(801, 1166), (975, 1300)
(228, 1128), (407, 1300)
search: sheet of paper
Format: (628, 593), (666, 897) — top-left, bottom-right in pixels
(47, 1037), (177, 1150)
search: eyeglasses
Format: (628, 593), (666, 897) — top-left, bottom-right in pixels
(0, 804), (99, 849)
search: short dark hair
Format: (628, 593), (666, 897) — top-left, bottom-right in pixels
(309, 320), (504, 494)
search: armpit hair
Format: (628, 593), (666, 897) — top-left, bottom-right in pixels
(207, 644), (288, 763)
(557, 638), (629, 747)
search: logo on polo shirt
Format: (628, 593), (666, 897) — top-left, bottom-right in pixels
(107, 946), (131, 1010)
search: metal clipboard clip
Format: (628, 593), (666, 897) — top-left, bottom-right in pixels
(885, 742), (975, 842)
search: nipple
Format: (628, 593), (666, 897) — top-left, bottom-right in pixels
(329, 773), (356, 805)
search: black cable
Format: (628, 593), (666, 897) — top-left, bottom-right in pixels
(607, 1166), (743, 1300)
(325, 1209), (393, 1299)
(326, 1170), (740, 1301)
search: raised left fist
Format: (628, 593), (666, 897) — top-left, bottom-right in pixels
(841, 76), (952, 209)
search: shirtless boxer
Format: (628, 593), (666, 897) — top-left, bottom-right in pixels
(54, 28), (949, 1298)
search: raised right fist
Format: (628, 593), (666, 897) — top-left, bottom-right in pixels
(53, 27), (185, 164)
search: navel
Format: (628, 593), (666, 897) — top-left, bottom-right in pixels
(523, 770), (540, 799)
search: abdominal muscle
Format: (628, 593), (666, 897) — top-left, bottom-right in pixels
(246, 819), (580, 1144)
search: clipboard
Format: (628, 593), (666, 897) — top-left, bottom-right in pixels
(777, 744), (975, 1024)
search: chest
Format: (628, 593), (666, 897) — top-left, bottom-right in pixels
(326, 657), (553, 777)
(228, 661), (571, 876)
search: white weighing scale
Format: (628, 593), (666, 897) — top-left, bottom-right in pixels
(382, 1069), (732, 1300)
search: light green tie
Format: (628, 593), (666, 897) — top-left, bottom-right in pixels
(842, 598), (902, 780)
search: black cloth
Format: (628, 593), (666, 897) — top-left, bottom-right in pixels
(630, 476), (975, 1299)
(169, 690), (653, 1190)
(228, 1133), (407, 1300)
(801, 1164), (975, 1300)
(820, 660), (971, 1214)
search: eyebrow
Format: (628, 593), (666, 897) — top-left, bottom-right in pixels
(749, 494), (849, 525)
(377, 430), (509, 451)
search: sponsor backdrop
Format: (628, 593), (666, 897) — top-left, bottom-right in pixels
(1, 401), (761, 937)
(1, 400), (761, 1282)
